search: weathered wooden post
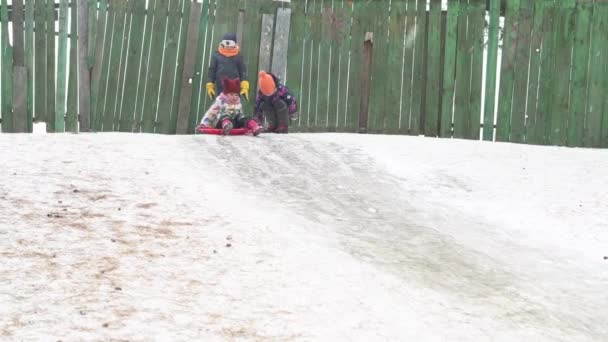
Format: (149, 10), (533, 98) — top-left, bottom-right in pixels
(78, 0), (91, 132)
(359, 32), (373, 134)
(484, 0), (500, 141)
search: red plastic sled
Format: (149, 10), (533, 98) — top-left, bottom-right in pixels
(196, 126), (250, 135)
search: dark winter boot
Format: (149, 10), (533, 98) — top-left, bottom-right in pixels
(221, 119), (233, 135)
(247, 119), (262, 136)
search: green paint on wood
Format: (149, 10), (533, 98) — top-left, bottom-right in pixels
(410, 0), (426, 135)
(567, 2), (592, 147)
(535, 1), (557, 145)
(196, 0), (217, 119)
(157, 0), (184, 134)
(117, 0), (145, 132)
(134, 0), (157, 132)
(1, 0), (13, 132)
(87, 0), (97, 67)
(66, 0), (78, 133)
(141, 0), (169, 133)
(55, 0), (69, 133)
(308, 0), (322, 129)
(440, 0), (458, 138)
(189, 0), (211, 130)
(101, 0), (127, 132)
(495, 0), (520, 141)
(586, 2), (607, 147)
(424, 0), (442, 137)
(285, 0), (306, 130)
(93, 0), (114, 131)
(483, 0), (500, 140)
(318, 1), (334, 131)
(453, 0), (472, 139)
(467, 0), (484, 140)
(46, 0), (56, 132)
(34, 0), (47, 124)
(169, 0), (191, 134)
(523, 1), (545, 144)
(510, 2), (533, 143)
(402, 0), (416, 133)
(25, 0), (34, 131)
(90, 0), (108, 130)
(368, 0), (390, 133)
(336, 0), (353, 132)
(385, 0), (407, 134)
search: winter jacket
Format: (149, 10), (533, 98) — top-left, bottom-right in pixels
(254, 73), (297, 121)
(200, 94), (244, 128)
(208, 51), (247, 93)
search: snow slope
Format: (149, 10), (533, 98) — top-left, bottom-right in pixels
(1, 133), (607, 341)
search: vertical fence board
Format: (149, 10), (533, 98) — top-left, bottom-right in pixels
(586, 1), (607, 147)
(90, 0), (108, 130)
(535, 1), (557, 145)
(168, 0), (191, 134)
(157, 0), (184, 134)
(25, 0), (34, 131)
(101, 0), (127, 132)
(307, 1), (321, 129)
(196, 0), (218, 117)
(409, 0), (426, 135)
(509, 1), (533, 143)
(46, 0), (56, 132)
(453, 0), (472, 139)
(55, 0), (70, 132)
(496, 0), (520, 141)
(87, 0), (97, 67)
(424, 0), (441, 137)
(176, 1), (201, 134)
(523, 1), (545, 144)
(1, 0), (13, 132)
(402, 0), (416, 133)
(467, 0), (484, 140)
(190, 0), (212, 129)
(368, 0), (390, 133)
(93, 0), (115, 130)
(483, 0), (500, 140)
(385, 0), (407, 134)
(141, 0), (169, 133)
(568, 2), (592, 147)
(34, 0), (47, 124)
(286, 0), (306, 130)
(12, 67), (28, 132)
(334, 0), (351, 132)
(78, 0), (91, 132)
(315, 2), (331, 131)
(66, 0), (79, 133)
(440, 0), (457, 138)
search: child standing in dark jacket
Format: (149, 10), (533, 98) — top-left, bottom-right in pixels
(255, 71), (297, 133)
(206, 32), (250, 100)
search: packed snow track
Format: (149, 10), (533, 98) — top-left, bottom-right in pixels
(1, 133), (607, 341)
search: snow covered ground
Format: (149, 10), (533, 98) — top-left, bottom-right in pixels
(1, 132), (607, 341)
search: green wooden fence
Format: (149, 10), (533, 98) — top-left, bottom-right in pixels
(1, 0), (608, 148)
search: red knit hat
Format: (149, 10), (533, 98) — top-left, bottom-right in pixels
(222, 78), (241, 94)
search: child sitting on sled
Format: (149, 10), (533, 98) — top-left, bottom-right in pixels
(255, 71), (298, 133)
(197, 78), (262, 136)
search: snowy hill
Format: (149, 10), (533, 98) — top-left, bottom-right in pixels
(1, 133), (607, 341)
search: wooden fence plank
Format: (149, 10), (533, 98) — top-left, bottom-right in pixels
(101, 0), (127, 132)
(87, 0), (96, 68)
(271, 7), (291, 83)
(523, 1), (545, 144)
(93, 0), (114, 131)
(495, 0), (520, 141)
(168, 0), (191, 134)
(25, 0), (34, 131)
(176, 1), (201, 134)
(13, 0), (25, 66)
(157, 0), (183, 134)
(298, 3), (312, 130)
(402, 0), (416, 133)
(189, 0), (211, 129)
(133, 0), (157, 131)
(46, 0), (56, 132)
(453, 0), (472, 139)
(367, 0), (389, 133)
(78, 0), (91, 132)
(141, 0), (169, 133)
(509, 1), (533, 143)
(467, 0), (484, 140)
(196, 0), (217, 118)
(34, 0), (47, 124)
(66, 0), (78, 133)
(567, 2), (592, 147)
(285, 0), (306, 130)
(55, 0), (69, 133)
(424, 0), (442, 137)
(586, 1), (607, 147)
(12, 66), (28, 132)
(118, 0), (147, 132)
(483, 0), (500, 140)
(335, 0), (353, 132)
(602, 4), (608, 148)
(535, 1), (557, 145)
(383, 0), (406, 134)
(90, 0), (108, 130)
(548, 0), (575, 146)
(308, 0), (325, 130)
(409, 0), (426, 135)
(440, 0), (457, 138)
(1, 0), (13, 132)
(258, 13), (274, 85)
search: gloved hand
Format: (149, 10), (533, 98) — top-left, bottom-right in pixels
(206, 82), (216, 99)
(240, 80), (250, 101)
